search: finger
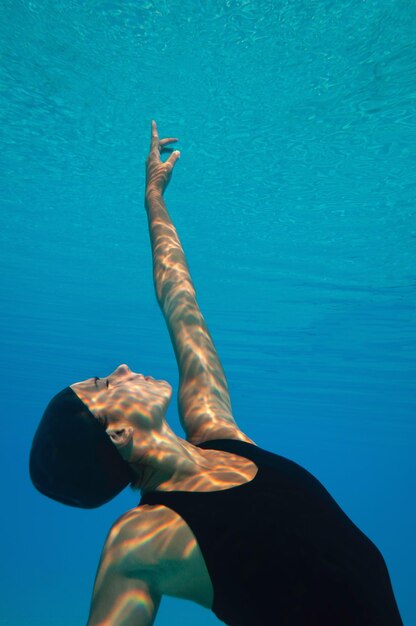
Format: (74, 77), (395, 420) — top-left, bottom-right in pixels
(150, 120), (159, 152)
(160, 137), (179, 156)
(159, 138), (178, 156)
(159, 138), (178, 147)
(166, 150), (181, 167)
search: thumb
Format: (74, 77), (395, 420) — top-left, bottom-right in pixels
(167, 150), (181, 168)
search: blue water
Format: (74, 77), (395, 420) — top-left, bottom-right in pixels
(1, 1), (415, 623)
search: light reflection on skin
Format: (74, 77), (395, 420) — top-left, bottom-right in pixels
(79, 122), (260, 624)
(70, 364), (257, 495)
(71, 363), (189, 492)
(74, 365), (258, 624)
(90, 503), (216, 624)
(70, 363), (173, 453)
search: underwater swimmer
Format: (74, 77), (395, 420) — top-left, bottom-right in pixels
(30, 121), (403, 625)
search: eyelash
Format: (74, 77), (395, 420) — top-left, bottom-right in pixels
(94, 376), (109, 388)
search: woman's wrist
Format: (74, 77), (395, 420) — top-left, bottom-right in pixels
(145, 186), (162, 206)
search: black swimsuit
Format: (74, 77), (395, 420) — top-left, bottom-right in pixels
(139, 439), (402, 625)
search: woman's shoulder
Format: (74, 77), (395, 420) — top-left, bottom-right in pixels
(106, 505), (194, 571)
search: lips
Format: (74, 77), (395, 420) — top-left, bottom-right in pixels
(133, 374), (154, 381)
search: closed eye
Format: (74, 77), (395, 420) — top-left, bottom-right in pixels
(94, 377), (110, 388)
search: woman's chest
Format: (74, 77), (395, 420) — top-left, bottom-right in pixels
(139, 456), (259, 607)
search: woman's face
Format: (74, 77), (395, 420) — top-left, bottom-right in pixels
(70, 364), (172, 433)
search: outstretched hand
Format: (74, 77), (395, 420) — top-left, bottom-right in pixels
(145, 120), (181, 198)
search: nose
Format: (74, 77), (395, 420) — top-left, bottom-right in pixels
(113, 364), (131, 376)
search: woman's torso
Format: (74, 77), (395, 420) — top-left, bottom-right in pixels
(123, 440), (402, 625)
(136, 446), (259, 608)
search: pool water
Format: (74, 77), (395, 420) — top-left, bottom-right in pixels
(1, 1), (414, 623)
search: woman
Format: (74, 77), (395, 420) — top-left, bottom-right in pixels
(30, 121), (402, 625)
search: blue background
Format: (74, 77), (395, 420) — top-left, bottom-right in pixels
(1, 1), (415, 623)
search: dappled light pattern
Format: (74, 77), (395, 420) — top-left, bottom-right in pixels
(72, 367), (170, 431)
(92, 588), (158, 626)
(71, 363), (256, 495)
(71, 363), (262, 623)
(144, 121), (254, 447)
(88, 504), (216, 624)
(146, 188), (251, 445)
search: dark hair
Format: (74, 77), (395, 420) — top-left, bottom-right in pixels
(29, 387), (135, 508)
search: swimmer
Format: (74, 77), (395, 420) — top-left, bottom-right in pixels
(30, 121), (403, 625)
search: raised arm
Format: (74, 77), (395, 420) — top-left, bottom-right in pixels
(144, 121), (253, 445)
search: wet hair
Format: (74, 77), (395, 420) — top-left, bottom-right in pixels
(29, 386), (135, 508)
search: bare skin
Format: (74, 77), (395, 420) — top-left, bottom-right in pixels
(73, 122), (256, 626)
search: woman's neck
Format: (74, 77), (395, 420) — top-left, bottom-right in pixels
(131, 427), (209, 495)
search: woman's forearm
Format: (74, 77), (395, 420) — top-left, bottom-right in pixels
(145, 190), (197, 317)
